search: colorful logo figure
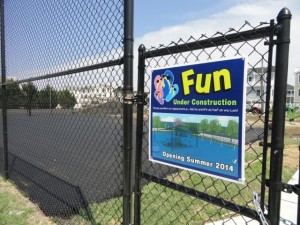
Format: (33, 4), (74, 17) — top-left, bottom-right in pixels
(154, 70), (179, 105)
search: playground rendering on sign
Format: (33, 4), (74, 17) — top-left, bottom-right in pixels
(150, 113), (243, 182)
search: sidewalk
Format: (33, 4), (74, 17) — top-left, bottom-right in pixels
(280, 169), (298, 225)
(206, 170), (299, 225)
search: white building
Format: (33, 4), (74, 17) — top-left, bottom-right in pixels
(286, 84), (294, 104)
(72, 83), (115, 108)
(247, 66), (294, 108)
(246, 66), (275, 104)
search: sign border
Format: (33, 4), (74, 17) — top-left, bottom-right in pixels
(148, 56), (247, 184)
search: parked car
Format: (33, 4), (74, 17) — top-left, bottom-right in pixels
(251, 102), (262, 114)
(246, 99), (262, 114)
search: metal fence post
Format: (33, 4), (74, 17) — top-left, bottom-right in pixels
(260, 19), (275, 210)
(268, 8), (291, 225)
(134, 44), (146, 225)
(1, 0), (8, 180)
(123, 0), (134, 224)
(298, 145), (300, 225)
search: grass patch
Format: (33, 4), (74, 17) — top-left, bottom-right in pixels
(1, 115), (298, 225)
(60, 198), (123, 225)
(66, 157), (267, 225)
(65, 116), (299, 224)
(0, 177), (54, 225)
(63, 150), (268, 224)
(0, 191), (34, 225)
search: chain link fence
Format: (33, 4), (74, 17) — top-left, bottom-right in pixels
(0, 0), (130, 224)
(0, 1), (293, 224)
(135, 21), (277, 225)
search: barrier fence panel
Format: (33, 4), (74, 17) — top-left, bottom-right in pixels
(135, 9), (292, 225)
(0, 1), (293, 224)
(0, 0), (134, 224)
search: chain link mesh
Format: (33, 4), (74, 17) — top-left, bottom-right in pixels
(0, 1), (285, 224)
(1, 0), (125, 224)
(138, 21), (275, 225)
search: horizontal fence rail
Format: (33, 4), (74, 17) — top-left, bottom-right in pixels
(144, 25), (278, 58)
(1, 59), (123, 85)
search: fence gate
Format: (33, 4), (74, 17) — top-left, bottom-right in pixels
(134, 8), (292, 225)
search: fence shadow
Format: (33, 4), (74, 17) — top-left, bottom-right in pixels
(7, 153), (95, 222)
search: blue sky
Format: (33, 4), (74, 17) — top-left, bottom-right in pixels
(135, 0), (300, 85)
(5, 0), (299, 87)
(135, 0), (236, 37)
(153, 112), (239, 126)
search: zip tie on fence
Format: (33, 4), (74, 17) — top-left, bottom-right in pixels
(253, 191), (269, 225)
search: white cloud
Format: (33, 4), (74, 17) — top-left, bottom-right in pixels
(216, 116), (239, 126)
(224, 4), (265, 17)
(135, 0), (300, 88)
(162, 117), (175, 122)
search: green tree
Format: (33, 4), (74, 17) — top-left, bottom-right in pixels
(22, 82), (37, 116)
(0, 79), (24, 109)
(227, 120), (238, 140)
(199, 119), (209, 134)
(153, 116), (162, 128)
(58, 90), (77, 109)
(210, 119), (221, 135)
(210, 119), (221, 140)
(8, 84), (23, 108)
(37, 85), (58, 109)
(188, 123), (198, 134)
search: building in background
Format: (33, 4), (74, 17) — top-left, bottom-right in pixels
(72, 83), (115, 109)
(286, 84), (294, 104)
(247, 66), (294, 112)
(246, 67), (275, 111)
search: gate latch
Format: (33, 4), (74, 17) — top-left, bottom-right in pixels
(266, 179), (299, 194)
(134, 93), (148, 105)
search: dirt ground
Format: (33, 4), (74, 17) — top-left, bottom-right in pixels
(247, 113), (300, 180)
(246, 113), (300, 136)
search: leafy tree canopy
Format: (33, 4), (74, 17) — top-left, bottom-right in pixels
(210, 119), (221, 134)
(199, 119), (209, 133)
(58, 89), (77, 109)
(227, 120), (238, 139)
(37, 85), (58, 109)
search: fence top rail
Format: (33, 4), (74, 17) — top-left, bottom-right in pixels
(0, 58), (123, 86)
(144, 24), (277, 59)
